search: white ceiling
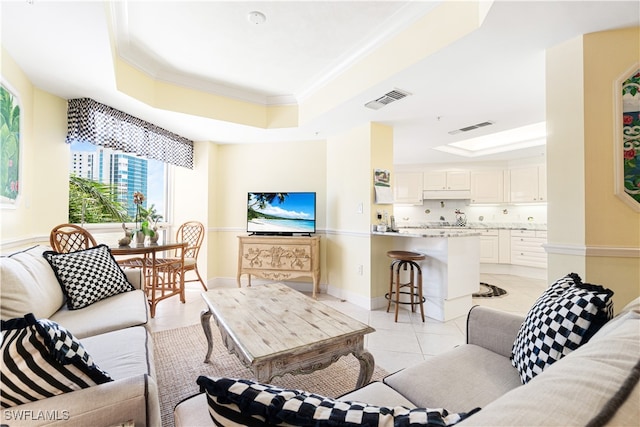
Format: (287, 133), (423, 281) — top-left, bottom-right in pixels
(2, 1), (639, 165)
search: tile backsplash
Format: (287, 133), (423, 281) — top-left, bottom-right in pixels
(394, 200), (547, 227)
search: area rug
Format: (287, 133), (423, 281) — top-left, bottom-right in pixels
(153, 324), (389, 427)
(473, 282), (508, 298)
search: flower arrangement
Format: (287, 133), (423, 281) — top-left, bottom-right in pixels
(133, 191), (146, 236)
(133, 191), (163, 237)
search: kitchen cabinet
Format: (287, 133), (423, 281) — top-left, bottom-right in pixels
(394, 172), (423, 204)
(479, 229), (500, 263)
(509, 165), (546, 202)
(479, 229), (512, 264)
(538, 166), (547, 201)
(498, 230), (511, 263)
(510, 230), (547, 269)
(423, 171), (470, 191)
(471, 170), (505, 203)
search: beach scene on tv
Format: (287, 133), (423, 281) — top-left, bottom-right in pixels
(247, 192), (316, 234)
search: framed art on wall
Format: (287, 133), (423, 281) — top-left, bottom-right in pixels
(0, 81), (21, 207)
(373, 168), (393, 204)
(615, 64), (640, 212)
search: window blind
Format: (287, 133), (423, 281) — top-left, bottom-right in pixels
(66, 98), (193, 169)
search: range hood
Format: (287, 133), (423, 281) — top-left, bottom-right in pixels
(423, 190), (471, 200)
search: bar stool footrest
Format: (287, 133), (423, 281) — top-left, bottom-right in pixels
(384, 291), (426, 304)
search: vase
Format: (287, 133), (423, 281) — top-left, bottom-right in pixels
(455, 213), (467, 227)
(135, 231), (146, 247)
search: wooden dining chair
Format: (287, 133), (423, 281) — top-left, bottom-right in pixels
(165, 221), (207, 290)
(49, 223), (98, 253)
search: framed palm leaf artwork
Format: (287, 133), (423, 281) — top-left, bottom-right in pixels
(1, 82), (20, 206)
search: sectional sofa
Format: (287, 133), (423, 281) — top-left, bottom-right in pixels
(175, 276), (639, 426)
(1, 245), (160, 427)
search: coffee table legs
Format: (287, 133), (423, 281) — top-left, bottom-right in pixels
(201, 308), (213, 363)
(200, 307), (375, 388)
(353, 349), (375, 388)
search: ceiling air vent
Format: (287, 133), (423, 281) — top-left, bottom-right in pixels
(448, 120), (495, 135)
(365, 88), (412, 110)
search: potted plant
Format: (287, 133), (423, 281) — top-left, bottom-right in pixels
(145, 205), (163, 244)
(132, 191), (164, 245)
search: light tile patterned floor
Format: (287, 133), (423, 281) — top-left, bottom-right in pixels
(149, 273), (547, 374)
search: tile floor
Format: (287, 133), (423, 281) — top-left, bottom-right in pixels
(148, 273), (547, 374)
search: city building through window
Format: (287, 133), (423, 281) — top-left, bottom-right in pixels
(69, 141), (167, 223)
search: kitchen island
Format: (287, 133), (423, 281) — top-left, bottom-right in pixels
(372, 229), (480, 321)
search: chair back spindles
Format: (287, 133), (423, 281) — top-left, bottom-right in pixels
(173, 221), (206, 290)
(50, 224), (97, 253)
(176, 221), (204, 259)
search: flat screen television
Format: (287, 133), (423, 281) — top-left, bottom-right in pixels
(247, 192), (316, 236)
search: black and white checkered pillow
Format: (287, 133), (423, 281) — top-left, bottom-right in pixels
(196, 376), (479, 427)
(197, 377), (296, 425)
(1, 313), (112, 408)
(277, 392), (477, 426)
(511, 273), (614, 384)
(534, 272), (578, 303)
(43, 244), (134, 310)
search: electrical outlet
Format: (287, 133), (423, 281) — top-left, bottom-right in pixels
(357, 265), (364, 275)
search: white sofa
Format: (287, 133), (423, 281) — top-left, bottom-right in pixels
(174, 296), (640, 426)
(1, 245), (161, 427)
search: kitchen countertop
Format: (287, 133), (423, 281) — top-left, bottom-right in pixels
(372, 229), (482, 238)
(397, 222), (547, 231)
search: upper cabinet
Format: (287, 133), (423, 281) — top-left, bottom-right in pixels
(537, 165), (547, 202)
(395, 162), (546, 205)
(423, 171), (470, 191)
(394, 172), (423, 204)
(470, 170), (505, 204)
(509, 165), (546, 203)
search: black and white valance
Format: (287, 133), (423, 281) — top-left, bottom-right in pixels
(66, 98), (193, 169)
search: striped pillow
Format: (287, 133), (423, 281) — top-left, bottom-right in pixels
(1, 313), (112, 408)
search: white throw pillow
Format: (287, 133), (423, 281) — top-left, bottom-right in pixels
(0, 246), (65, 320)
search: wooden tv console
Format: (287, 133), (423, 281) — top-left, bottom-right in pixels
(237, 235), (321, 298)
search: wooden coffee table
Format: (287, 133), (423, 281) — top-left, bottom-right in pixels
(200, 283), (376, 388)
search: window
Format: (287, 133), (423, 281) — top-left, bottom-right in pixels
(64, 97), (192, 226)
(69, 141), (167, 223)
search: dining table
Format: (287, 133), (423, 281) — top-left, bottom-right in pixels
(111, 241), (187, 317)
